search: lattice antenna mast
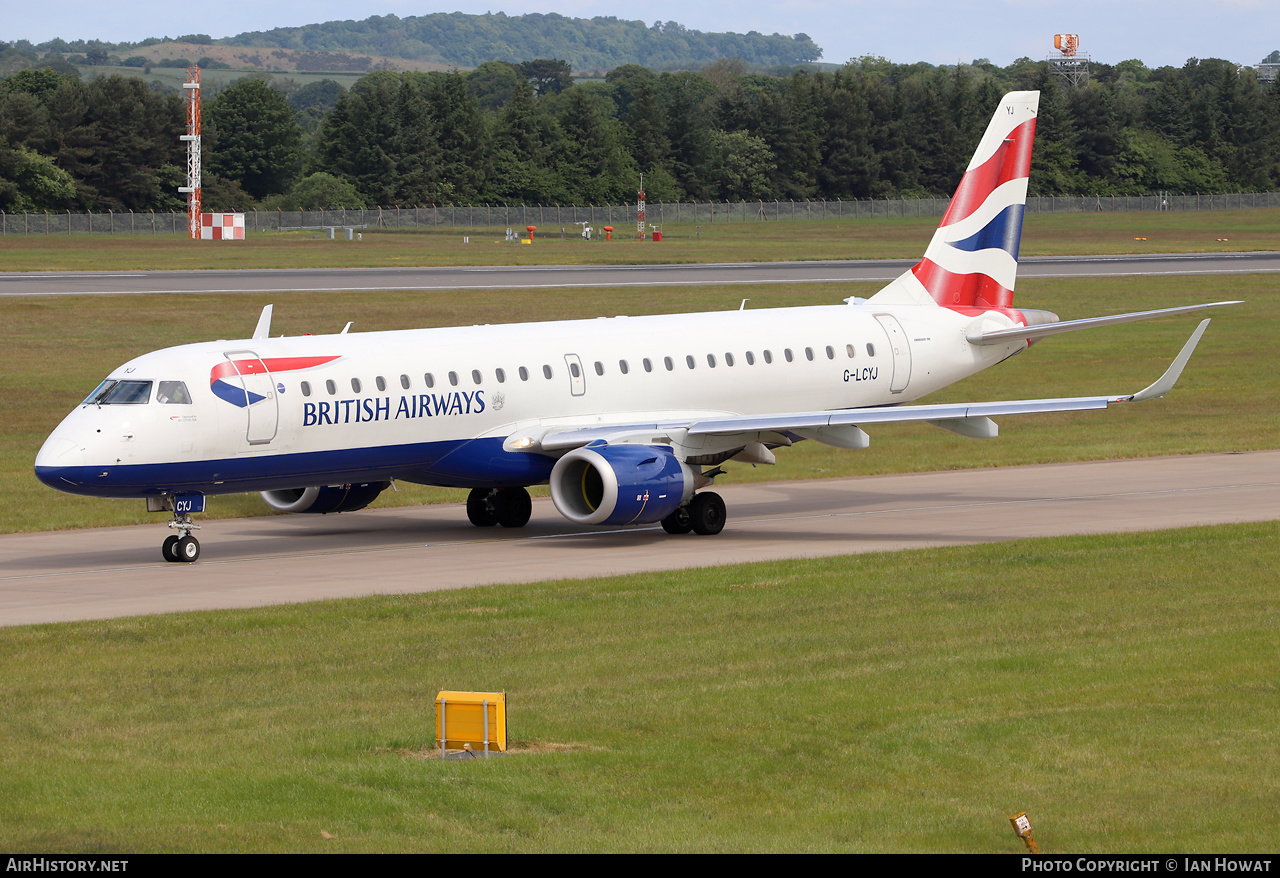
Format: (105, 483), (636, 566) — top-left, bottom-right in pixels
(179, 67), (202, 239)
(636, 173), (646, 240)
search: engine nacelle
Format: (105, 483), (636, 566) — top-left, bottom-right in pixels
(550, 445), (694, 526)
(260, 481), (390, 514)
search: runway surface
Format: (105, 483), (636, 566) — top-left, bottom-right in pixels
(3, 252), (1280, 297)
(2, 451), (1277, 628)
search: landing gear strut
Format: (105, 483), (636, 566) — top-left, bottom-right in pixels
(466, 487), (533, 528)
(163, 512), (201, 563)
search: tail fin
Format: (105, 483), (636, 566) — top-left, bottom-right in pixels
(868, 91), (1039, 311)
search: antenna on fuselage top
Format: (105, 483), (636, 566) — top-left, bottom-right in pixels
(740, 299), (749, 310)
(252, 304), (273, 340)
(340, 322), (353, 334)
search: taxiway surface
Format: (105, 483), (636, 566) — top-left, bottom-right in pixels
(3, 451), (1277, 627)
(3, 252), (1280, 297)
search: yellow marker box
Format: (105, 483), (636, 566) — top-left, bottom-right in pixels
(435, 691), (507, 754)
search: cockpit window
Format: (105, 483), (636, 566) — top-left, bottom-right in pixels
(83, 379), (115, 405)
(85, 380), (153, 405)
(157, 381), (191, 405)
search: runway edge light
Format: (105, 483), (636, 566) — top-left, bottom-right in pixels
(436, 691), (507, 757)
(1010, 811), (1041, 853)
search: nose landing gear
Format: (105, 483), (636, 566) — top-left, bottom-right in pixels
(162, 513), (201, 562)
(148, 495), (205, 563)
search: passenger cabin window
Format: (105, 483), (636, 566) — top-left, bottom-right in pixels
(745, 351), (755, 365)
(643, 358), (653, 373)
(448, 371), (459, 386)
(326, 380), (337, 395)
(496, 368), (506, 383)
(846, 344), (856, 359)
(866, 343), (876, 357)
(763, 350), (773, 364)
(424, 373), (435, 388)
(707, 354), (717, 368)
(619, 360), (629, 375)
(725, 353), (735, 367)
(376, 376), (387, 392)
(351, 378), (362, 393)
(594, 361), (604, 376)
(569, 362), (581, 378)
(400, 375), (411, 389)
(826, 346), (836, 360)
(519, 367), (529, 381)
(784, 349), (794, 363)
(157, 381), (191, 404)
(472, 370), (482, 385)
(664, 357), (674, 371)
(805, 347), (815, 361)
(301, 381), (312, 397)
(685, 355), (696, 370)
(542, 365), (553, 379)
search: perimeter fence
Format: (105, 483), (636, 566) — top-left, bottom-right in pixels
(3, 191), (1279, 236)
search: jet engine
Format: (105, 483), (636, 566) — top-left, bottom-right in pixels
(550, 445), (694, 526)
(260, 481), (390, 514)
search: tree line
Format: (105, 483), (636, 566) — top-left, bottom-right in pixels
(2, 55), (1279, 215)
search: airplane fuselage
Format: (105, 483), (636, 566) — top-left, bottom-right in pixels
(35, 302), (1026, 499)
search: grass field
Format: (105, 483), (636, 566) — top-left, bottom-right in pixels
(2, 208), (1280, 272)
(1, 522), (1276, 852)
(3, 212), (1278, 853)
(4, 271), (1275, 532)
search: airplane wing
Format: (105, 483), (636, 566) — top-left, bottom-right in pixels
(506, 319), (1212, 457)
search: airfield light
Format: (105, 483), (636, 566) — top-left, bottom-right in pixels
(1010, 811), (1041, 853)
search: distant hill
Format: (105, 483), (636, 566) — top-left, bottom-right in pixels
(220, 12), (822, 72)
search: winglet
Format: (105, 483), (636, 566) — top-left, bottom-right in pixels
(252, 304), (273, 340)
(1125, 319), (1210, 403)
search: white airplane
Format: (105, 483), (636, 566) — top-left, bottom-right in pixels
(36, 91), (1237, 562)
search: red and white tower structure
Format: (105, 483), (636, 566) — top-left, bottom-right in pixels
(636, 174), (646, 240)
(179, 67), (202, 239)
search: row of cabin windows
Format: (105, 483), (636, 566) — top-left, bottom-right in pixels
(296, 342), (876, 398)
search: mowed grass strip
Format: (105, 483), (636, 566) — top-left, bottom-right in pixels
(4, 272), (1275, 533)
(2, 208), (1279, 272)
(0, 522), (1276, 853)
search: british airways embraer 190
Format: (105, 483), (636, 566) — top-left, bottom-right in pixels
(36, 92), (1237, 562)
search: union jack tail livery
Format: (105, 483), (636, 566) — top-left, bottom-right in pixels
(871, 91), (1040, 314)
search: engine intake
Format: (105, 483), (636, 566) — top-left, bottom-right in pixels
(550, 445), (693, 526)
(260, 481), (390, 514)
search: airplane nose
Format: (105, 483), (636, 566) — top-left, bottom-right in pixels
(36, 437), (83, 467)
(34, 436), (86, 489)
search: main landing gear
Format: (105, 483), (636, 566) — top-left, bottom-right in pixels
(661, 491), (726, 536)
(466, 487), (533, 528)
(162, 512), (201, 563)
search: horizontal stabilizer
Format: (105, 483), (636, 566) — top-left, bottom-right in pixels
(968, 301), (1239, 345)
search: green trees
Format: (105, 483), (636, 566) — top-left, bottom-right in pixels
(206, 78), (302, 200)
(2, 52), (1280, 214)
(0, 143), (76, 211)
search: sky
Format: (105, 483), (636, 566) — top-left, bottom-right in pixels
(4, 0), (1276, 70)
